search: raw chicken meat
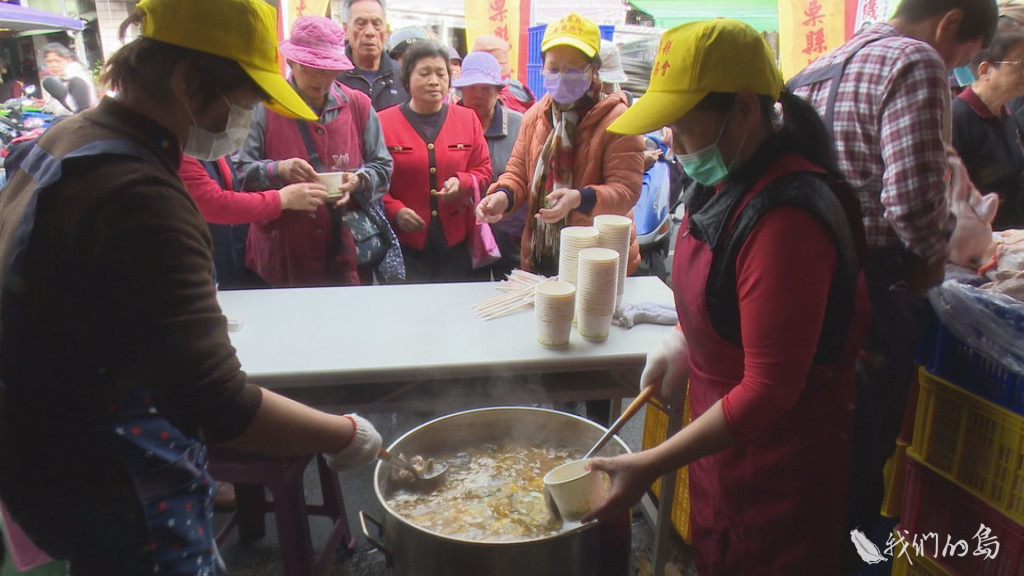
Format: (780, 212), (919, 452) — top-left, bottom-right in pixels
(979, 230), (1024, 300)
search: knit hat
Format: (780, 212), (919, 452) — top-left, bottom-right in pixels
(279, 15), (353, 71)
(472, 34), (511, 54)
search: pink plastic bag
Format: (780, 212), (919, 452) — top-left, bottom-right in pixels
(467, 175), (501, 269)
(1, 502), (54, 571)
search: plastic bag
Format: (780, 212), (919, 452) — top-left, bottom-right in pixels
(929, 279), (1024, 374)
(467, 174), (501, 269)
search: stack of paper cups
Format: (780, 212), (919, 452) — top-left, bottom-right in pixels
(594, 214), (632, 308)
(534, 281), (577, 347)
(575, 247), (619, 342)
(558, 226), (600, 287)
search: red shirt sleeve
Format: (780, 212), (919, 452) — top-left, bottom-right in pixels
(178, 156), (282, 225)
(721, 205), (838, 440)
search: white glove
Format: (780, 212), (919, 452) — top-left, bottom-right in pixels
(326, 413), (382, 471)
(640, 329), (689, 397)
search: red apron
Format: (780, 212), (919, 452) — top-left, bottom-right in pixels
(246, 89), (363, 288)
(674, 155), (859, 575)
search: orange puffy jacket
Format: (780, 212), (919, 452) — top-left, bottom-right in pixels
(487, 92), (645, 273)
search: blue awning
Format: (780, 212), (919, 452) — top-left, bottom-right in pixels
(0, 3), (84, 33)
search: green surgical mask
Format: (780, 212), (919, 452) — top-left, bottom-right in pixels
(677, 114), (731, 187)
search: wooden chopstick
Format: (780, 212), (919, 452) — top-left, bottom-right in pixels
(472, 269), (552, 320)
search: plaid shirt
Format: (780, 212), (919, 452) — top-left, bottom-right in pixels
(792, 23), (953, 262)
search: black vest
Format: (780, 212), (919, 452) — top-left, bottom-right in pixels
(687, 136), (865, 364)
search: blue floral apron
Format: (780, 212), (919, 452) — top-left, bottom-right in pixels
(0, 140), (218, 574)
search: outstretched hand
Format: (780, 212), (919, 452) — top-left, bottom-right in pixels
(536, 188), (581, 223)
(476, 192), (509, 223)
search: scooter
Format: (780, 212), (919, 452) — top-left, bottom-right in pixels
(0, 85), (54, 153)
(631, 131), (675, 282)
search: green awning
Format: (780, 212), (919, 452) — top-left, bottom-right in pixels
(629, 0), (779, 32)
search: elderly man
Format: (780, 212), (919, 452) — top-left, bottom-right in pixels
(337, 0), (409, 110)
(472, 34), (536, 113)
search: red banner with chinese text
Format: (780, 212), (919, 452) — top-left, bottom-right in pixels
(854, 0), (894, 34)
(779, 0), (848, 79)
(465, 0), (531, 84)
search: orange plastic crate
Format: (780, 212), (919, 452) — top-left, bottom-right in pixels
(642, 390), (691, 543)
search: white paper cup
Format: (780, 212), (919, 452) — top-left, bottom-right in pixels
(558, 227), (600, 286)
(576, 248), (619, 317)
(577, 312), (614, 342)
(543, 460), (609, 521)
(317, 172), (345, 196)
(535, 281), (576, 347)
(594, 215), (632, 297)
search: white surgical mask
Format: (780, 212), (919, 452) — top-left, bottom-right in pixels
(183, 97), (253, 161)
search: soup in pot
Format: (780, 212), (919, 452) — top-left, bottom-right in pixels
(385, 442), (584, 542)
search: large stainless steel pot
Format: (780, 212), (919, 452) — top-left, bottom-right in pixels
(359, 407), (632, 576)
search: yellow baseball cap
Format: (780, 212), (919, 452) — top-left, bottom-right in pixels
(608, 19), (782, 135)
(541, 13), (601, 59)
(137, 0), (316, 121)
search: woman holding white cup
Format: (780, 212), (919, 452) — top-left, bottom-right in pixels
(236, 16), (398, 286)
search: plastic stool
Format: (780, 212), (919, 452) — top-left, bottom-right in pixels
(0, 501), (54, 571)
(207, 447), (356, 576)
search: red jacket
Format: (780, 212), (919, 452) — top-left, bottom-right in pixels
(178, 156), (281, 225)
(378, 104), (492, 251)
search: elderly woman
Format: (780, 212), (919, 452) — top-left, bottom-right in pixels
(0, 0), (382, 572)
(453, 51), (524, 277)
(40, 42), (97, 115)
(378, 40), (493, 282)
(475, 13), (644, 276)
(236, 15), (400, 286)
(953, 25), (1024, 230)
(582, 20), (870, 575)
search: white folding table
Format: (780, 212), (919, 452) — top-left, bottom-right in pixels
(217, 276), (675, 414)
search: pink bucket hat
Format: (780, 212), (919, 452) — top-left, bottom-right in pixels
(279, 15), (353, 71)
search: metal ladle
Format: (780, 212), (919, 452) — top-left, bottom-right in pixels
(378, 447), (449, 482)
(545, 385), (658, 519)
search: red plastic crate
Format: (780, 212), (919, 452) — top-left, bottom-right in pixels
(901, 456), (1023, 576)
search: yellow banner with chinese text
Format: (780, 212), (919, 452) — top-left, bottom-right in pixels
(465, 0), (524, 80)
(281, 0), (331, 38)
(779, 0), (848, 79)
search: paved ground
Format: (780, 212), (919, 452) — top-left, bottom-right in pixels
(214, 403), (697, 576)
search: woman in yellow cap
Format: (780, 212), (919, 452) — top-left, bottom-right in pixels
(583, 20), (871, 574)
(0, 1), (383, 573)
